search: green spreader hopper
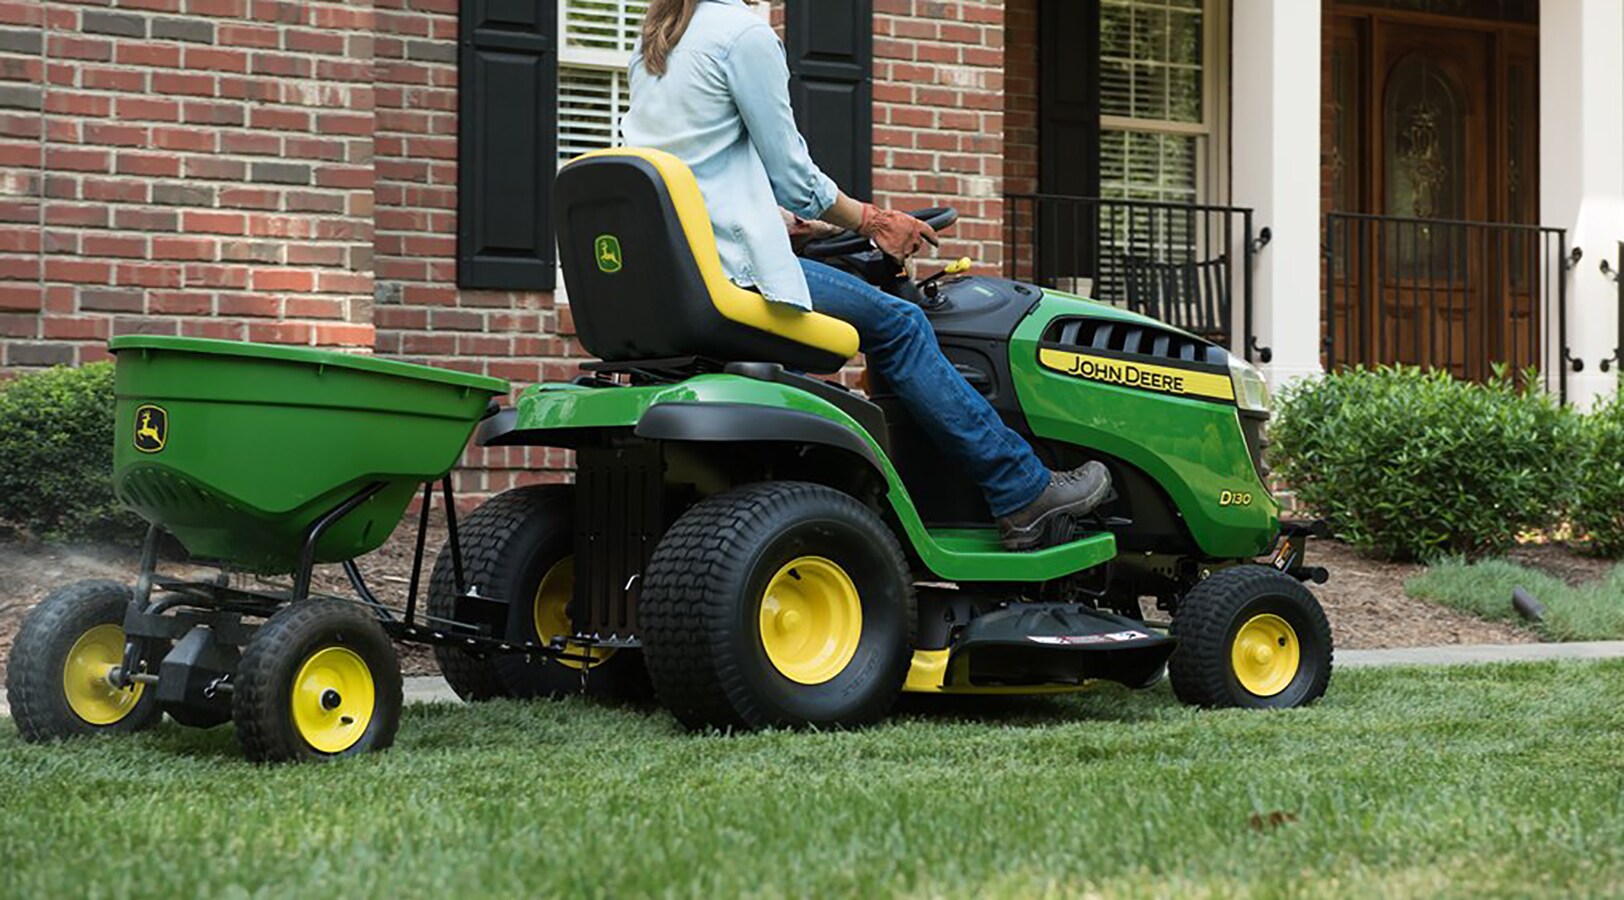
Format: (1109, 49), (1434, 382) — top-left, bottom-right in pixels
(109, 336), (509, 572)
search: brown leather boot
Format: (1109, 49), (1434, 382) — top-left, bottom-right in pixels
(997, 462), (1113, 551)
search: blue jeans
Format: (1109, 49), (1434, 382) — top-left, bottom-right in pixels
(800, 259), (1051, 517)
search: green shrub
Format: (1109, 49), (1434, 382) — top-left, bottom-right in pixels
(1270, 367), (1580, 561)
(0, 363), (146, 543)
(1571, 386), (1624, 557)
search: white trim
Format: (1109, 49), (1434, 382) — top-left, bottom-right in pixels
(1539, 0), (1624, 406)
(559, 46), (632, 70)
(1230, 0), (1323, 385)
(1099, 116), (1210, 136)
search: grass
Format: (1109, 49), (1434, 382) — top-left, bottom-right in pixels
(1407, 560), (1624, 641)
(3, 663), (1624, 899)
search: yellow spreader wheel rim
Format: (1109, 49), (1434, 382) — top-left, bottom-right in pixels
(533, 557), (614, 671)
(63, 624), (143, 726)
(291, 646), (376, 754)
(759, 556), (863, 686)
(1231, 613), (1301, 697)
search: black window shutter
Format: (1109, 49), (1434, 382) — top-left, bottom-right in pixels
(457, 0), (557, 291)
(1038, 0), (1101, 282)
(784, 0), (873, 200)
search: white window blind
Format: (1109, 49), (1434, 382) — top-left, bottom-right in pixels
(557, 0), (649, 163)
(1098, 0), (1211, 203)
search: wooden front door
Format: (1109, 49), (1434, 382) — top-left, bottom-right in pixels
(1324, 2), (1540, 378)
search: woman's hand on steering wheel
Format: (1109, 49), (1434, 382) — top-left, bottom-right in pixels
(858, 203), (939, 263)
(799, 207), (960, 262)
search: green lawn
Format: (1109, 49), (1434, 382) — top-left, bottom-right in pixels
(3, 663), (1623, 898)
(1408, 560), (1624, 641)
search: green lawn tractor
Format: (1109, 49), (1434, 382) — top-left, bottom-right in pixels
(6, 148), (1332, 760)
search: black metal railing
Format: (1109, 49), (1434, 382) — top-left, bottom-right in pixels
(1005, 194), (1268, 362)
(1323, 212), (1578, 400)
(1600, 241), (1624, 376)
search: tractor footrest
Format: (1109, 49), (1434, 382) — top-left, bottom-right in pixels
(950, 604), (1174, 688)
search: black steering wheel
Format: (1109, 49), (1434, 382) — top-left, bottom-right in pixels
(800, 207), (960, 260)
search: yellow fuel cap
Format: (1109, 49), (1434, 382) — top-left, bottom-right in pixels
(945, 257), (973, 275)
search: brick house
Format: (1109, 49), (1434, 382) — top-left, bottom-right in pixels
(2, 0), (1621, 492)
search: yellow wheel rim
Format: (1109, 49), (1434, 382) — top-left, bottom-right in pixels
(758, 556), (863, 686)
(63, 624), (144, 726)
(290, 646), (375, 754)
(533, 557), (614, 670)
(1231, 613), (1301, 697)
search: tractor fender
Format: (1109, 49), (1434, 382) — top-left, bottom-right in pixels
(633, 402), (885, 476)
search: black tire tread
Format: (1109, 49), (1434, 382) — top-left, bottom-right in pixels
(1169, 565), (1334, 709)
(427, 485), (571, 701)
(7, 579), (162, 742)
(640, 482), (913, 731)
(232, 599), (402, 763)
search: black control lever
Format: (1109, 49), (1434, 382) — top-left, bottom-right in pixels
(919, 257), (974, 303)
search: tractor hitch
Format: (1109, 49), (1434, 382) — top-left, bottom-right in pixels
(1269, 520), (1331, 585)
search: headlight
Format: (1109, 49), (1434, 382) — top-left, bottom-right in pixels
(1228, 355), (1271, 413)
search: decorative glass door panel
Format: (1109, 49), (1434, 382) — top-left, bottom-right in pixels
(1322, 2), (1540, 379)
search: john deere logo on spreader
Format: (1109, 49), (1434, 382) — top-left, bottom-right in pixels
(595, 234), (623, 274)
(134, 405), (167, 454)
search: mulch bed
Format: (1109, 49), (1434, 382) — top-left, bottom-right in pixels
(2, 528), (1612, 681)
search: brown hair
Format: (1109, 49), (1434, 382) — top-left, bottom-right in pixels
(640, 0), (700, 77)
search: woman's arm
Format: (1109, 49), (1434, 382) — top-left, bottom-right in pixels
(725, 23), (838, 220)
(726, 24), (936, 260)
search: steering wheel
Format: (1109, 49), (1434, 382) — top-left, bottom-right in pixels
(800, 207), (960, 260)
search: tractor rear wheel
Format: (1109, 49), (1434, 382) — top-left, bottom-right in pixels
(7, 579), (163, 742)
(640, 482), (914, 731)
(233, 599), (403, 763)
(427, 485), (650, 703)
(1169, 565), (1333, 709)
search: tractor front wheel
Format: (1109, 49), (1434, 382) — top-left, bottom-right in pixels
(640, 482), (914, 731)
(6, 579), (163, 742)
(1169, 565), (1333, 709)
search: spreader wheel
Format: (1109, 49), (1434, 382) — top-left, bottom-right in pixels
(640, 482), (914, 731)
(232, 600), (402, 763)
(6, 579), (163, 742)
(1169, 565), (1333, 709)
(427, 485), (650, 703)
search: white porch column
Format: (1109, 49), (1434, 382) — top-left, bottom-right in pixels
(1230, 0), (1322, 387)
(1541, 0), (1624, 406)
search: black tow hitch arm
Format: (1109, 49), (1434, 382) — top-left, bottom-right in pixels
(1269, 520), (1331, 585)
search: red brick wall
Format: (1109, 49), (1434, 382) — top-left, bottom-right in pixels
(1003, 0), (1037, 280)
(1003, 0), (1037, 198)
(0, 0), (567, 493)
(0, 0), (45, 354)
(1, 0), (378, 370)
(1, 0), (1019, 493)
(872, 0), (1005, 272)
(766, 0), (1009, 272)
(370, 0), (570, 493)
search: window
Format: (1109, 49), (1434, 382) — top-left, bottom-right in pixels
(557, 0), (648, 162)
(1097, 0), (1216, 204)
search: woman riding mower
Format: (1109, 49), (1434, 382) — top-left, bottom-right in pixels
(623, 0), (1112, 550)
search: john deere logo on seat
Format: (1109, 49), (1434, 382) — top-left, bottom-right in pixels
(595, 235), (623, 274)
(134, 405), (167, 454)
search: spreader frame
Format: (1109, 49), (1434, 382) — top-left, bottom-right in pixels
(107, 476), (602, 721)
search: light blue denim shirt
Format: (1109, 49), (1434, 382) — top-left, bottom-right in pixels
(620, 0), (838, 309)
